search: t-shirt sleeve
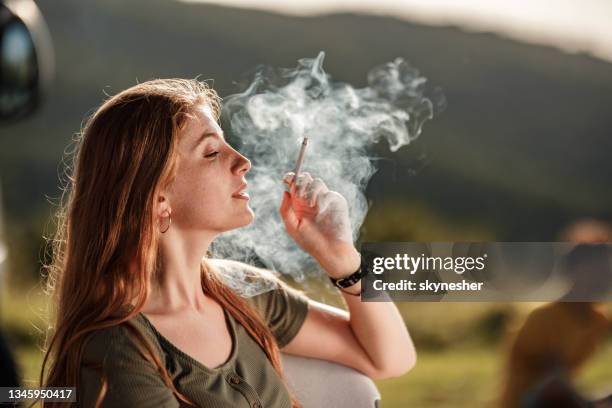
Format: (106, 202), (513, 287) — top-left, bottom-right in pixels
(79, 324), (180, 408)
(246, 280), (310, 348)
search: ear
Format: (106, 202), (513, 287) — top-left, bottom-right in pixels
(155, 194), (171, 218)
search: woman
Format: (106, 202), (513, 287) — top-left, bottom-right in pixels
(41, 79), (416, 407)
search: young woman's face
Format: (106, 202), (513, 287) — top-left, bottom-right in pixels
(166, 104), (254, 233)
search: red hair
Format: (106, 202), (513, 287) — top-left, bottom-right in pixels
(41, 79), (300, 407)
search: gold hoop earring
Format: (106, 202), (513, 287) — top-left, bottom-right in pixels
(159, 212), (172, 233)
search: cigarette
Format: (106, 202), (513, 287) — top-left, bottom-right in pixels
(293, 137), (308, 177)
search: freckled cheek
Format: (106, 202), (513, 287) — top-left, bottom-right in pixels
(174, 164), (212, 194)
(171, 165), (229, 212)
(173, 188), (219, 226)
(191, 180), (229, 209)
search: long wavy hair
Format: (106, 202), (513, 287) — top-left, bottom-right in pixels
(41, 79), (301, 407)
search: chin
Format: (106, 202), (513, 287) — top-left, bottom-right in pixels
(213, 205), (255, 233)
(240, 209), (255, 226)
(230, 207), (255, 230)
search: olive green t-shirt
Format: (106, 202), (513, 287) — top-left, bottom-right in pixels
(78, 284), (309, 408)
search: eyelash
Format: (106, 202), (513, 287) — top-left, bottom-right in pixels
(205, 151), (219, 159)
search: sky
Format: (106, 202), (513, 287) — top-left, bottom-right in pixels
(180, 0), (612, 64)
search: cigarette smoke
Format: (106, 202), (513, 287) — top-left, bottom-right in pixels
(210, 52), (442, 295)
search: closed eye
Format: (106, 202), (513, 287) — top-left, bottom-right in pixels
(205, 151), (219, 159)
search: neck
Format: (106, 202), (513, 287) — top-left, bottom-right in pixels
(143, 228), (217, 315)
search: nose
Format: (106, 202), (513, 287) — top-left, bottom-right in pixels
(232, 149), (251, 175)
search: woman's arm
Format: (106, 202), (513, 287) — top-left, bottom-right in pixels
(278, 172), (416, 380)
(215, 257), (415, 380)
(281, 248), (416, 380)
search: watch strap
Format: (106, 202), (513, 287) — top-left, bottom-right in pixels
(329, 255), (367, 289)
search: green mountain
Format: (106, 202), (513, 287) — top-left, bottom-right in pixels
(2, 0), (611, 240)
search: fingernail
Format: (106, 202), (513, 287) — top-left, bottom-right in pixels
(283, 173), (295, 184)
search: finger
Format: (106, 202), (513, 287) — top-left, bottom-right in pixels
(316, 190), (335, 214)
(289, 172), (307, 196)
(307, 178), (328, 207)
(316, 190), (345, 216)
(283, 172), (296, 187)
(279, 191), (299, 231)
(295, 172), (313, 198)
(301, 181), (318, 207)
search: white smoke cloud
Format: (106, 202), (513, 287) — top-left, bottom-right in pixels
(210, 52), (441, 294)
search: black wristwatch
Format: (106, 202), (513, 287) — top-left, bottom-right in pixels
(329, 255), (367, 289)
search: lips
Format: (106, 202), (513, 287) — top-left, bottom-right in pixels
(232, 183), (249, 199)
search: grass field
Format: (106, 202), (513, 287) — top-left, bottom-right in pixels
(2, 284), (611, 407)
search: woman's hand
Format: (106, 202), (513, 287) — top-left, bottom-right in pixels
(279, 172), (360, 278)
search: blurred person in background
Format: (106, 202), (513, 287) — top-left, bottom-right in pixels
(500, 219), (612, 408)
(40, 79), (416, 407)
